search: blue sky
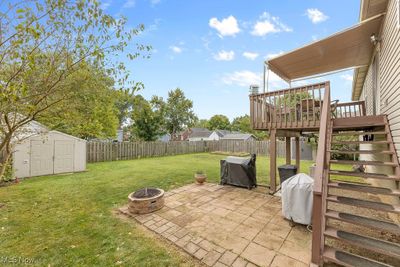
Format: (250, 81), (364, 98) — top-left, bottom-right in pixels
(103, 0), (360, 120)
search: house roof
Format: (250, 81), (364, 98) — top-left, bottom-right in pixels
(189, 130), (212, 138)
(221, 133), (256, 140)
(214, 129), (240, 137)
(266, 13), (385, 83)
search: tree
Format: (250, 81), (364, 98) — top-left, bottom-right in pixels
(193, 119), (209, 128)
(277, 92), (311, 107)
(130, 95), (166, 141)
(38, 64), (119, 139)
(231, 115), (251, 132)
(231, 115), (267, 140)
(165, 88), (197, 138)
(0, 0), (150, 180)
(113, 89), (135, 128)
(207, 115), (230, 130)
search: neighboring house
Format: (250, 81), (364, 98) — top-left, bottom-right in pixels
(187, 129), (220, 141)
(174, 129), (190, 141)
(116, 129), (123, 142)
(187, 128), (256, 141)
(249, 0), (400, 265)
(214, 129), (236, 138)
(157, 133), (171, 142)
(220, 133), (256, 141)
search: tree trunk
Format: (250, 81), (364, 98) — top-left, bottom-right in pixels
(0, 139), (12, 182)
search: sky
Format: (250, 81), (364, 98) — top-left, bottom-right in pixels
(102, 0), (361, 120)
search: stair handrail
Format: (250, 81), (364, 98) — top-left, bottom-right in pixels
(311, 81), (331, 265)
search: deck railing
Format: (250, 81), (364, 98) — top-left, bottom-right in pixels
(250, 82), (329, 130)
(250, 82), (366, 130)
(311, 84), (331, 265)
(334, 100), (366, 118)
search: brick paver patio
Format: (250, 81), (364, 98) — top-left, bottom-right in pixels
(119, 183), (311, 267)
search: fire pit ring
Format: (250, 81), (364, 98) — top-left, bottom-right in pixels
(128, 188), (164, 214)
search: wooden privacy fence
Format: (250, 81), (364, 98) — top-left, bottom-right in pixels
(86, 140), (291, 163)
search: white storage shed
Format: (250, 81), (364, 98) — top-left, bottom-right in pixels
(13, 130), (86, 178)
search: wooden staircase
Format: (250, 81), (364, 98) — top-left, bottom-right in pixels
(317, 115), (400, 266)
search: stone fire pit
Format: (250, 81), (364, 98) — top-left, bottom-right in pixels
(128, 188), (165, 214)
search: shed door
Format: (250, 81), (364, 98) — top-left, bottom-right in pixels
(53, 140), (74, 174)
(30, 140), (54, 176)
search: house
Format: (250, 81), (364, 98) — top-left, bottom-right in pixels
(187, 128), (220, 141)
(187, 128), (256, 141)
(174, 128), (191, 141)
(116, 129), (123, 142)
(6, 120), (86, 178)
(220, 133), (256, 141)
(157, 133), (171, 142)
(250, 0), (400, 265)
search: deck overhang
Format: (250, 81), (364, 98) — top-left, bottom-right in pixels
(266, 14), (385, 83)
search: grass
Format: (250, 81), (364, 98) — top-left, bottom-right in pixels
(0, 153), (353, 266)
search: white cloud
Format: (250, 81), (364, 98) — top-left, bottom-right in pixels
(209, 15), (240, 37)
(100, 0), (112, 10)
(222, 70), (289, 89)
(252, 21), (278, 36)
(123, 0), (135, 8)
(292, 77), (322, 87)
(306, 8), (328, 24)
(251, 12), (292, 37)
(147, 18), (161, 32)
(341, 74), (353, 82)
(150, 0), (161, 6)
(201, 36), (211, 50)
(214, 50), (235, 61)
(169, 45), (182, 53)
(266, 51), (284, 59)
(222, 71), (262, 87)
(243, 52), (259, 60)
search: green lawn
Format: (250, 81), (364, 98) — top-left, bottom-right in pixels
(0, 153), (352, 266)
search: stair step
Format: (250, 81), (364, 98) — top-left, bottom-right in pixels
(323, 246), (394, 267)
(332, 140), (390, 145)
(330, 160), (397, 166)
(329, 170), (400, 180)
(327, 195), (400, 214)
(328, 182), (400, 196)
(324, 227), (400, 259)
(332, 131), (387, 136)
(328, 150), (394, 155)
(333, 115), (386, 129)
(325, 210), (400, 235)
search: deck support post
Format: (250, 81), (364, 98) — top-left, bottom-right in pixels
(295, 137), (300, 173)
(269, 129), (277, 194)
(311, 193), (323, 265)
(285, 137), (291, 165)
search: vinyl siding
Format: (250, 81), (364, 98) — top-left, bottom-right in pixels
(359, 64), (374, 115)
(358, 0), (400, 223)
(359, 0), (400, 161)
(380, 0), (400, 161)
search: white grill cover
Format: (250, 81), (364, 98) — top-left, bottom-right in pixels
(281, 173), (314, 225)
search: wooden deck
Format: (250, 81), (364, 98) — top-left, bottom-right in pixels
(249, 81), (367, 133)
